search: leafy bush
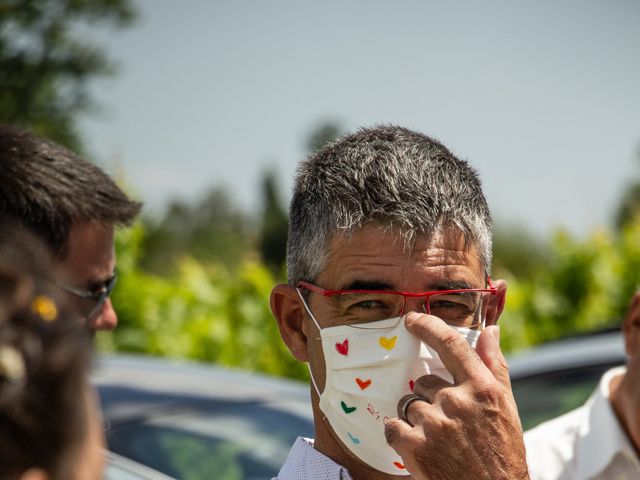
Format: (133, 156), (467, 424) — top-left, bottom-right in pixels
(101, 218), (640, 380)
(499, 219), (640, 351)
(99, 222), (307, 381)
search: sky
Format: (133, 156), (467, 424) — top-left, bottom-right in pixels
(79, 0), (640, 237)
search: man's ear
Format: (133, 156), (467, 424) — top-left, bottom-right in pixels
(622, 291), (640, 356)
(270, 283), (309, 362)
(485, 279), (507, 327)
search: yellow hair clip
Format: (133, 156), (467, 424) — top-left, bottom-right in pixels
(31, 295), (58, 322)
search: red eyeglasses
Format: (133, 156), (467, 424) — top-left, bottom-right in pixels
(297, 278), (497, 329)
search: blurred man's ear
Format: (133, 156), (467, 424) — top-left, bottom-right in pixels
(622, 291), (640, 357)
(485, 279), (507, 327)
(270, 284), (309, 362)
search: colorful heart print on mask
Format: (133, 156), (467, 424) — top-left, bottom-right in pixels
(299, 293), (481, 475)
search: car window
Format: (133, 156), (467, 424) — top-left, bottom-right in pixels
(104, 451), (176, 480)
(105, 400), (314, 480)
(104, 464), (149, 480)
(512, 362), (622, 430)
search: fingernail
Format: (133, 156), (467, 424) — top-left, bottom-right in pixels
(405, 312), (419, 327)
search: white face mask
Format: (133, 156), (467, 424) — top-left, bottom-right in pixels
(300, 293), (481, 475)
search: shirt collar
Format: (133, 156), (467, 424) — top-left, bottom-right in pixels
(575, 366), (640, 478)
(277, 437), (353, 480)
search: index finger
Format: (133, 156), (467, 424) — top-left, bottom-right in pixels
(404, 312), (490, 384)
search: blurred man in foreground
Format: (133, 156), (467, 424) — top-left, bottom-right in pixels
(0, 233), (104, 480)
(0, 126), (141, 330)
(270, 125), (528, 479)
(525, 292), (640, 479)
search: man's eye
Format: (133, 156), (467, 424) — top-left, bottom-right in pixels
(353, 299), (389, 309)
(430, 300), (472, 312)
(86, 287), (104, 299)
(341, 294), (395, 311)
(429, 294), (477, 314)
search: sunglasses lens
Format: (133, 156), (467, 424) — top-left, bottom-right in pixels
(87, 273), (117, 321)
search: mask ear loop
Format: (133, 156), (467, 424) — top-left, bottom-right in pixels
(296, 287), (323, 397)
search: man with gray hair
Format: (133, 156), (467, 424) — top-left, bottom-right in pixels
(270, 125), (528, 479)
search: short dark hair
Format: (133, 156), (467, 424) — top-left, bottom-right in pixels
(0, 231), (93, 479)
(0, 125), (142, 256)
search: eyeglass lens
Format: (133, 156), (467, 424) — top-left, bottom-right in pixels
(87, 274), (117, 319)
(335, 291), (488, 329)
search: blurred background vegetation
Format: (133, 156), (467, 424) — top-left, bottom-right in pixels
(3, 0), (640, 382)
(100, 180), (640, 382)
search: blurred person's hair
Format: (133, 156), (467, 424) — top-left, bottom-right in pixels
(0, 125), (142, 258)
(287, 124), (493, 285)
(0, 228), (94, 479)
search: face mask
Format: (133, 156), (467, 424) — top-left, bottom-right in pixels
(301, 295), (481, 475)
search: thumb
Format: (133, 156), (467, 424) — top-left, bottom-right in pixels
(476, 325), (511, 388)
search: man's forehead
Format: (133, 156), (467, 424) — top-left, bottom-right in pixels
(56, 222), (116, 285)
(319, 225), (483, 288)
(328, 224), (473, 256)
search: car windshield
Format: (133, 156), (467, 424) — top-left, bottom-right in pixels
(100, 385), (314, 480)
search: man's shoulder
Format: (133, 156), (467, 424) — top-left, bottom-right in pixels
(524, 406), (585, 480)
(524, 405), (584, 445)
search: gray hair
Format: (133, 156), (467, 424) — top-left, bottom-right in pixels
(287, 125), (493, 285)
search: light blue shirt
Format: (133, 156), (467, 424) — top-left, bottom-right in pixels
(273, 437), (353, 480)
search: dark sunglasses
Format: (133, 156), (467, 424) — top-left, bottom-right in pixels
(54, 272), (118, 320)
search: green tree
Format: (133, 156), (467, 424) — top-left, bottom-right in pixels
(499, 220), (640, 352)
(615, 184), (640, 231)
(257, 121), (344, 274)
(102, 222), (308, 381)
(140, 187), (254, 275)
(614, 144), (640, 230)
(306, 120), (342, 153)
(492, 221), (550, 279)
(258, 169), (288, 273)
(0, 0), (136, 151)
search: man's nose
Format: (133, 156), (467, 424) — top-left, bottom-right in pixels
(403, 297), (428, 315)
(90, 298), (118, 331)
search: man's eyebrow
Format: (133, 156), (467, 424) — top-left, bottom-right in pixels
(342, 280), (395, 291)
(428, 280), (475, 291)
(340, 279), (479, 292)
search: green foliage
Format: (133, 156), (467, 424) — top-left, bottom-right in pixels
(139, 187), (254, 276)
(258, 170), (288, 272)
(615, 186), (640, 231)
(101, 222), (307, 381)
(492, 222), (550, 279)
(499, 220), (640, 352)
(306, 121), (343, 153)
(100, 216), (640, 380)
(0, 0), (136, 151)
(613, 144), (640, 231)
(98, 128), (640, 376)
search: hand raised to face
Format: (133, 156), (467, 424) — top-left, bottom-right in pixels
(384, 313), (529, 480)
